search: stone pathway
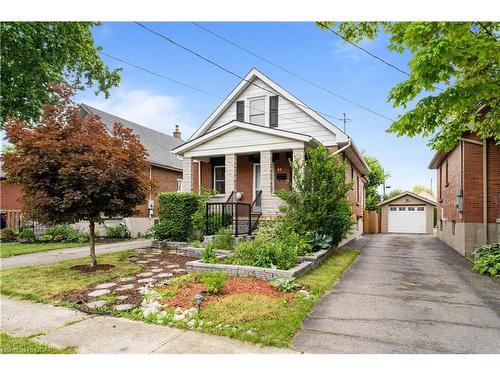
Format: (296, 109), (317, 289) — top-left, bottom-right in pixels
(0, 239), (153, 270)
(63, 248), (195, 312)
(1, 296), (293, 354)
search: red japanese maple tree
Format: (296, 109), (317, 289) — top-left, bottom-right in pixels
(3, 84), (149, 267)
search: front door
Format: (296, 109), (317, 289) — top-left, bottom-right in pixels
(253, 163), (261, 212)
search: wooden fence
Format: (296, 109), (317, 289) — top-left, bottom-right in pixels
(363, 210), (380, 234)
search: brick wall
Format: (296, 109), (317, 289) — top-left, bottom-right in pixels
(487, 139), (500, 223)
(135, 165), (182, 217)
(437, 143), (462, 223)
(0, 181), (23, 210)
(236, 155), (253, 204)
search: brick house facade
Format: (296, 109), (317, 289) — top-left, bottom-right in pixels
(429, 133), (500, 257)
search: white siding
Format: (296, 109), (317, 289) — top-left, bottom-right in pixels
(206, 78), (338, 146)
(184, 127), (304, 157)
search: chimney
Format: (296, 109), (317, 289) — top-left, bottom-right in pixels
(173, 124), (182, 139)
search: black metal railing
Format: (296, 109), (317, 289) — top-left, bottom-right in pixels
(205, 190), (263, 236)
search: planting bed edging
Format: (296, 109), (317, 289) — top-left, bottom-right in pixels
(186, 245), (338, 281)
(168, 246), (231, 258)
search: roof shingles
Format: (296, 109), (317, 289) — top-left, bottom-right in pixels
(80, 104), (184, 171)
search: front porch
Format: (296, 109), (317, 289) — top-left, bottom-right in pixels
(175, 121), (317, 235)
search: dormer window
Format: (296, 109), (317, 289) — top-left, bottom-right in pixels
(249, 97), (265, 125)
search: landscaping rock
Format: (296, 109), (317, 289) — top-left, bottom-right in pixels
(173, 268), (185, 273)
(86, 300), (108, 309)
(156, 272), (174, 278)
(116, 284), (135, 291)
(137, 272), (153, 277)
(187, 319), (195, 328)
(114, 304), (134, 311)
(173, 314), (185, 321)
(138, 278), (155, 283)
(165, 264), (179, 268)
(150, 268), (163, 273)
(137, 260), (149, 264)
(118, 277), (135, 282)
(117, 296), (128, 301)
(88, 289), (111, 297)
(95, 282), (116, 289)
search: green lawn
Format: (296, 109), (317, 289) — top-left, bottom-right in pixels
(0, 242), (86, 258)
(0, 332), (75, 354)
(0, 250), (141, 303)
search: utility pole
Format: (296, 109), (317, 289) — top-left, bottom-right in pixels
(343, 113), (347, 133)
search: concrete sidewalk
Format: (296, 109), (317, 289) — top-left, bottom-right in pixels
(1, 296), (293, 353)
(0, 239), (153, 270)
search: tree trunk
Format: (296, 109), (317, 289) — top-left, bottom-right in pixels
(89, 220), (97, 268)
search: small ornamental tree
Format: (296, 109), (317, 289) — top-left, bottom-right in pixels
(2, 84), (149, 267)
(277, 145), (355, 246)
(364, 155), (389, 211)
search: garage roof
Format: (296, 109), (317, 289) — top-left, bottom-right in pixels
(378, 191), (437, 207)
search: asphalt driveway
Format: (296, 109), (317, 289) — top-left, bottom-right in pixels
(293, 234), (500, 353)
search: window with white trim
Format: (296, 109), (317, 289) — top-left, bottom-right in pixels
(213, 166), (225, 194)
(390, 207), (397, 211)
(408, 207), (416, 211)
(398, 207), (406, 211)
(248, 97), (265, 125)
(176, 179), (183, 192)
(417, 206), (425, 211)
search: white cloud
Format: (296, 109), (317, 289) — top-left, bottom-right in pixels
(82, 87), (197, 138)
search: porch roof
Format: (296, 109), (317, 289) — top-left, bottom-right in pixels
(172, 120), (319, 157)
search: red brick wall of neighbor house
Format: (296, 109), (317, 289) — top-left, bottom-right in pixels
(135, 165), (182, 217)
(487, 139), (500, 222)
(0, 181), (23, 210)
(437, 143), (463, 223)
(435, 135), (500, 225)
(273, 152), (292, 193)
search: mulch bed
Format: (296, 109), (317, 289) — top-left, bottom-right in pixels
(63, 249), (197, 310)
(70, 264), (115, 272)
(158, 276), (286, 309)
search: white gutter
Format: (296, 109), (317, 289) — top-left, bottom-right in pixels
(332, 139), (351, 155)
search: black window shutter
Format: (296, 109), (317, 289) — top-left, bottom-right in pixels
(236, 101), (244, 122)
(269, 96), (278, 127)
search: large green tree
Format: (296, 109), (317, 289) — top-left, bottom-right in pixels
(318, 22), (499, 151)
(0, 22), (120, 126)
(364, 155), (389, 211)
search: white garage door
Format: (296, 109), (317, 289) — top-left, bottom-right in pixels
(388, 205), (426, 233)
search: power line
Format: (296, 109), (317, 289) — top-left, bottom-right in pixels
(316, 22), (411, 77)
(316, 22), (445, 93)
(190, 22), (394, 122)
(135, 22), (395, 123)
(98, 51), (335, 130)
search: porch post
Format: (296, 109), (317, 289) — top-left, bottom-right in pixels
(225, 154), (237, 199)
(182, 157), (194, 192)
(292, 148), (305, 190)
(260, 150), (272, 215)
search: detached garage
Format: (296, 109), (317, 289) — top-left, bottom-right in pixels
(379, 192), (436, 234)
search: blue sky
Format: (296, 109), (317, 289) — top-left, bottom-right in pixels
(77, 22), (436, 193)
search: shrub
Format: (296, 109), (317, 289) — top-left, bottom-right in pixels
(473, 243), (500, 276)
(38, 234), (53, 242)
(0, 228), (16, 242)
(277, 145), (355, 247)
(228, 234), (298, 270)
(271, 277), (299, 292)
(66, 230), (89, 243)
(199, 272), (228, 294)
(201, 242), (217, 264)
(18, 228), (35, 241)
(212, 226), (234, 250)
(192, 188), (216, 233)
(153, 192), (201, 240)
(105, 223), (128, 239)
(44, 225), (83, 242)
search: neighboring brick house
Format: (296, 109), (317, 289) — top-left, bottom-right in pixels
(1, 105), (185, 234)
(173, 68), (369, 244)
(428, 133), (500, 257)
(80, 104), (184, 218)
